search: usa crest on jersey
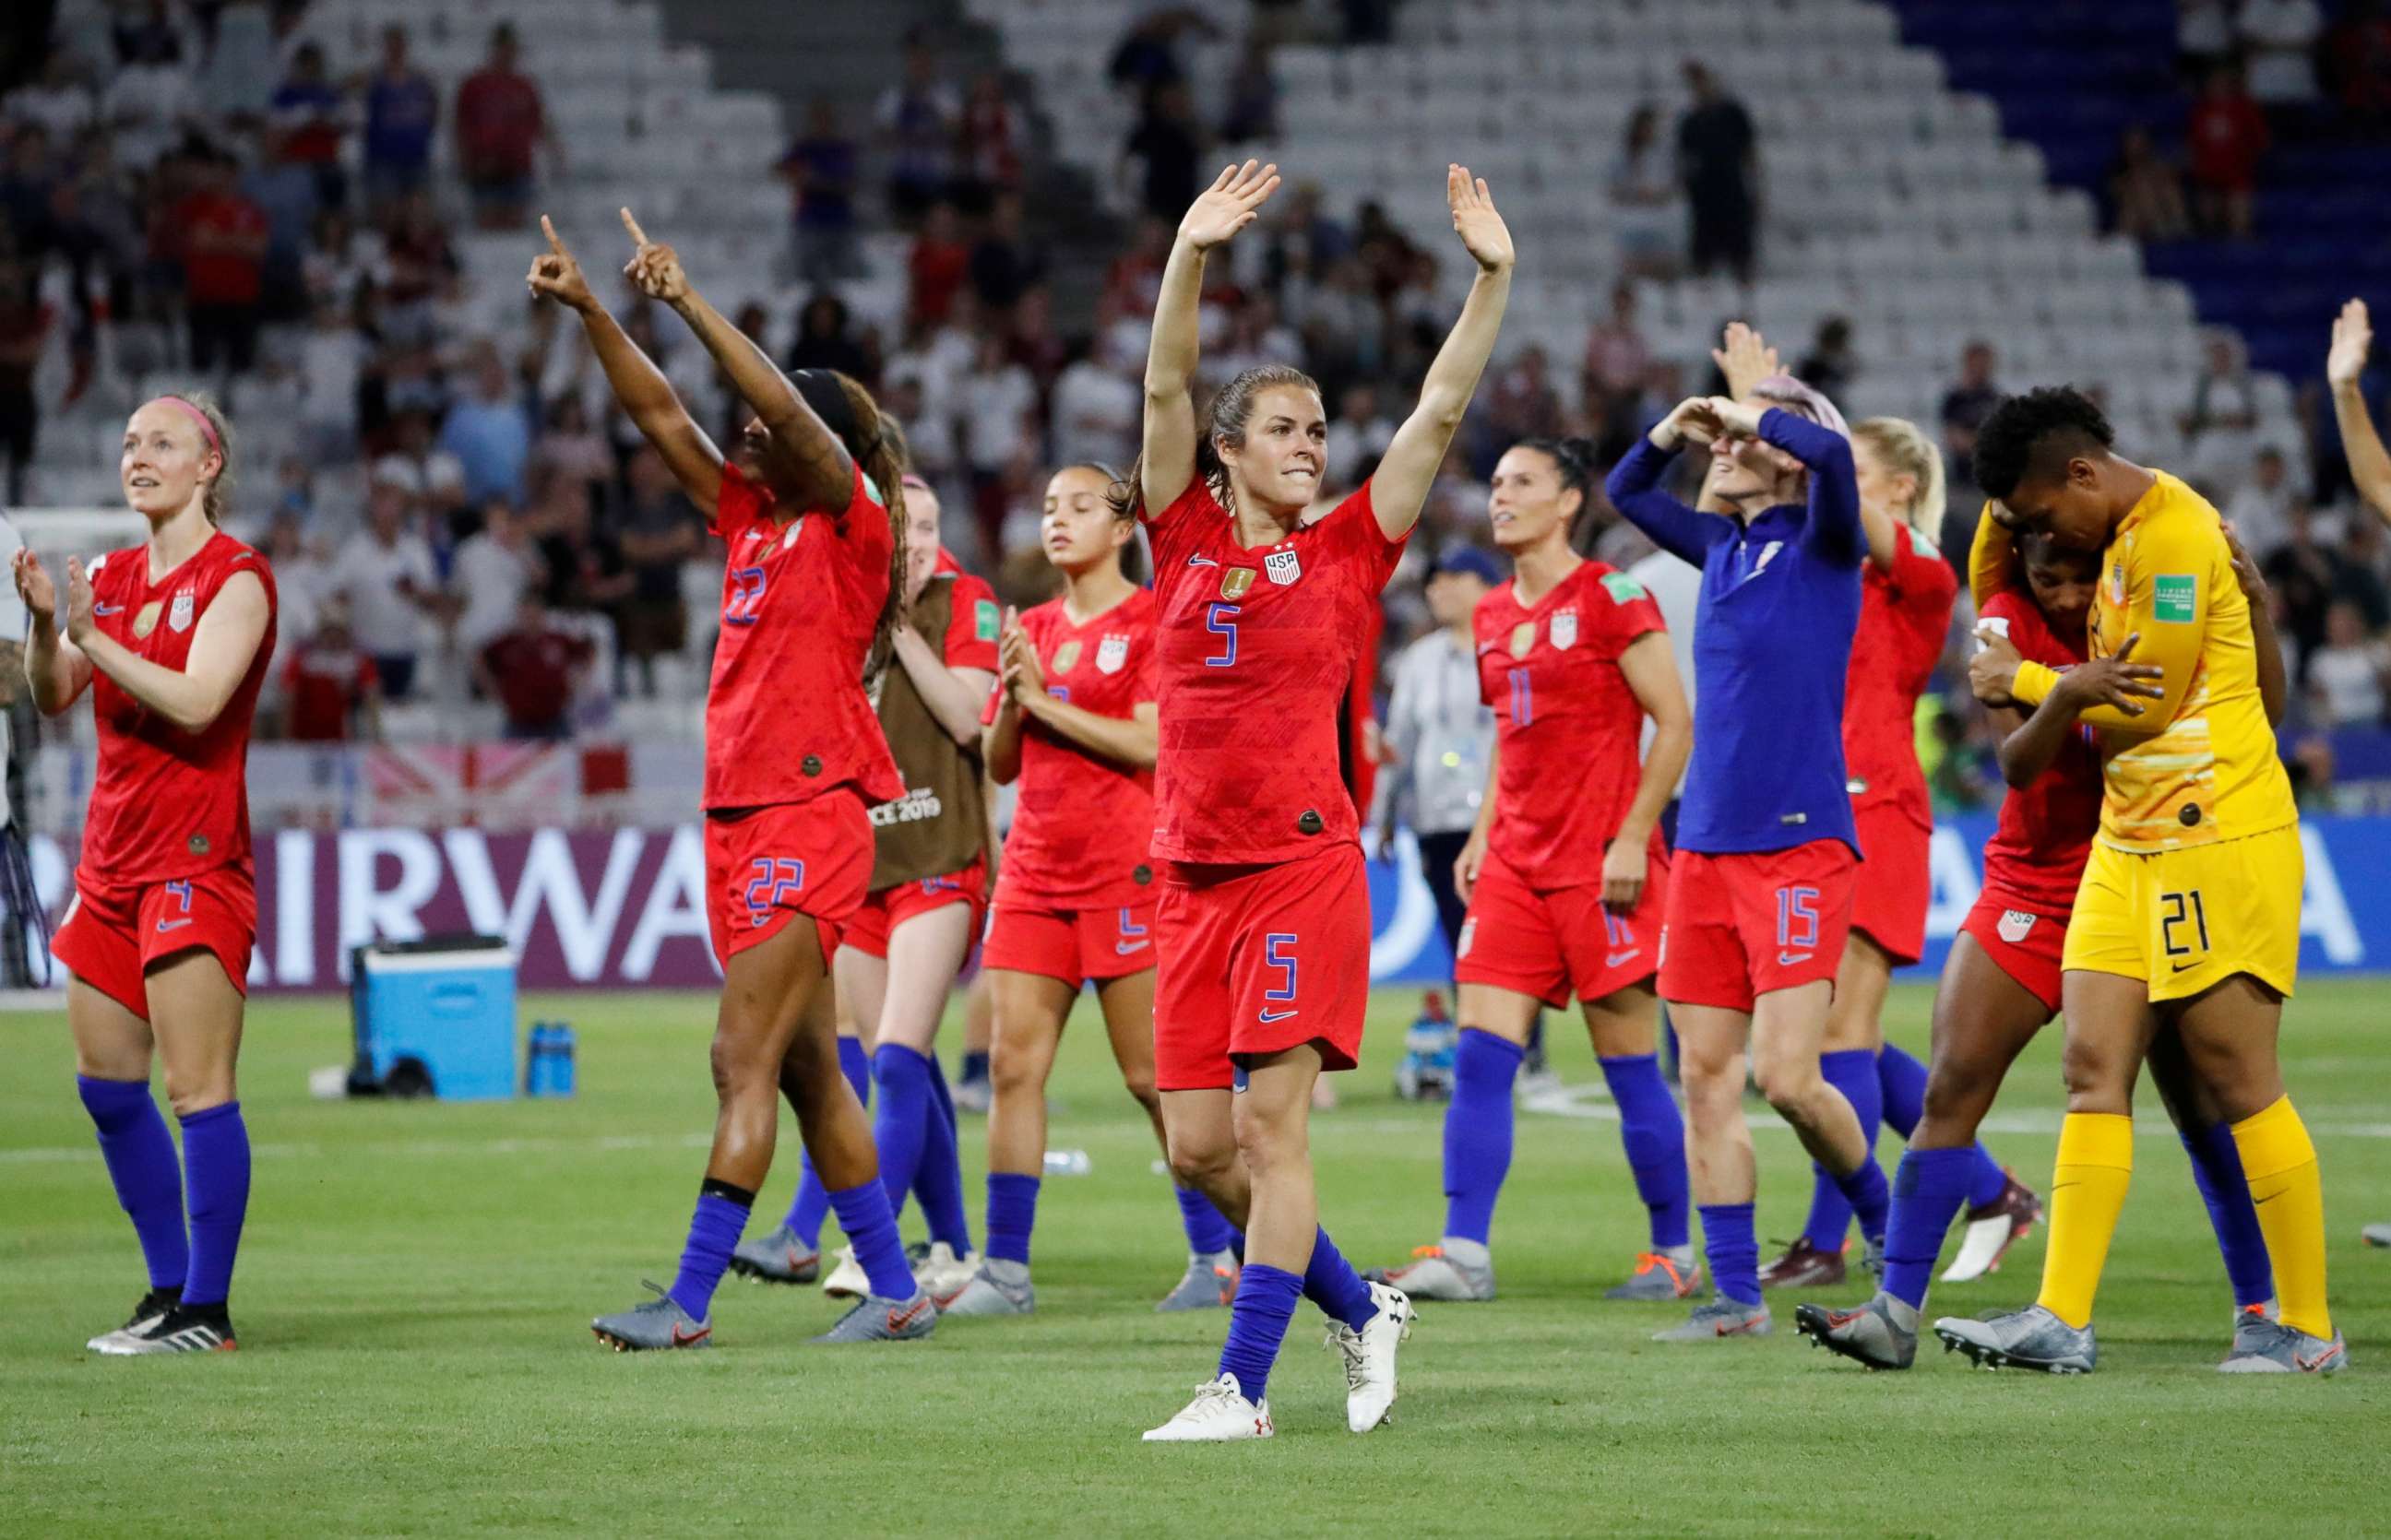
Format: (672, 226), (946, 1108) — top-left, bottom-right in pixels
(1096, 634), (1130, 674)
(169, 589), (196, 634)
(1550, 608), (1578, 650)
(1997, 909), (2038, 943)
(1265, 549), (1302, 586)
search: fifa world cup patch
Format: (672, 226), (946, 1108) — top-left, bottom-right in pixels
(1052, 640), (1083, 674)
(2152, 574), (2196, 623)
(1550, 608), (1578, 650)
(1096, 634), (1130, 674)
(1220, 568), (1255, 599)
(133, 600), (162, 639)
(1600, 571), (1648, 605)
(1264, 549), (1302, 586)
(1997, 909), (2038, 943)
(976, 599), (1001, 641)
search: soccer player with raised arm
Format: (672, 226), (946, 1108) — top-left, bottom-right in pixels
(1796, 511), (2287, 1369)
(1933, 386), (2341, 1375)
(1370, 434), (1697, 1304)
(1605, 358), (1894, 1344)
(1136, 161), (1513, 1441)
(533, 213), (934, 1348)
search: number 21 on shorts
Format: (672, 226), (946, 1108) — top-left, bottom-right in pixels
(2161, 888), (2211, 965)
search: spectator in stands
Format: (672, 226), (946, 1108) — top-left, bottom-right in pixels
(267, 41), (346, 213)
(112, 1), (185, 68)
(455, 23), (557, 231)
(955, 72), (1025, 213)
(452, 497), (537, 658)
(2237, 0), (2325, 107)
(439, 341), (535, 508)
(2226, 444), (2303, 557)
(5, 48), (98, 142)
(0, 259), (48, 504)
(906, 199), (970, 326)
(779, 98), (861, 284)
(2176, 0), (2236, 78)
(2182, 333), (2261, 488)
(2307, 600), (2388, 724)
(1582, 280), (1650, 421)
(969, 189), (1044, 314)
(1938, 339), (2002, 476)
(610, 444), (700, 697)
(878, 36), (960, 222)
(532, 393), (612, 493)
(99, 21), (196, 172)
(1123, 79), (1205, 224)
(1675, 61), (1758, 285)
(1477, 346), (1564, 468)
(475, 588), (592, 740)
(330, 474), (442, 701)
(1326, 381), (1398, 489)
(529, 468), (629, 616)
(174, 148), (271, 378)
(2109, 124), (2191, 241)
(362, 25), (439, 220)
(2265, 505), (2387, 669)
(1048, 332), (1140, 471)
(1219, 37), (1281, 143)
(961, 328), (1037, 536)
(784, 292), (872, 381)
(2187, 63), (2268, 238)
(384, 409), (470, 526)
(295, 296), (368, 464)
(1609, 102), (1680, 279)
(2324, 0), (2391, 128)
(1107, 8), (1204, 95)
(277, 595), (382, 742)
(1798, 315), (1861, 403)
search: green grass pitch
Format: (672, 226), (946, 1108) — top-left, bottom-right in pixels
(6, 980), (2388, 1536)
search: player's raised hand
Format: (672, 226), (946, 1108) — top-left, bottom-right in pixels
(62, 557), (95, 644)
(2328, 298), (2372, 388)
(1446, 164), (1513, 274)
(1705, 396), (1767, 440)
(1653, 396), (1725, 451)
(11, 547), (55, 622)
(1712, 321), (1779, 400)
(2056, 632), (2165, 717)
(1178, 160), (1279, 251)
(618, 207), (687, 303)
(527, 216), (598, 312)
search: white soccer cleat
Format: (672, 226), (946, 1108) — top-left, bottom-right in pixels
(1142, 1374), (1274, 1442)
(1327, 1281), (1416, 1433)
(1938, 1173), (2042, 1283)
(910, 1242), (980, 1300)
(821, 1245), (870, 1299)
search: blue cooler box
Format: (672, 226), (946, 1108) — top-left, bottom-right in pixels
(352, 936), (518, 1100)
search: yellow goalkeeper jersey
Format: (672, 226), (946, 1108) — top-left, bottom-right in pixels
(2008, 471), (2295, 851)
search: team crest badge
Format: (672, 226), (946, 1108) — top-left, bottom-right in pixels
(132, 600), (161, 639)
(1052, 640), (1083, 675)
(169, 590), (196, 634)
(1220, 567), (1255, 599)
(1508, 620), (1536, 658)
(1997, 909), (2038, 944)
(1096, 634), (1130, 674)
(1551, 608), (1578, 650)
(1265, 549), (1302, 586)
(2108, 562), (2127, 606)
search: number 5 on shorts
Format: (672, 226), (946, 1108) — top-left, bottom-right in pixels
(2161, 889), (2211, 961)
(1257, 932), (1299, 1022)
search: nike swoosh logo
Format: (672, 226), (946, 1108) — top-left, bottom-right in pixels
(2171, 959), (2200, 973)
(2253, 1191), (2281, 1206)
(1187, 554), (1219, 567)
(1777, 951), (1811, 965)
(1115, 938), (1152, 954)
(156, 918), (192, 933)
(95, 603), (124, 615)
(1605, 950), (1641, 968)
(671, 1322), (709, 1345)
(886, 1297), (933, 1333)
(1257, 1007), (1299, 1023)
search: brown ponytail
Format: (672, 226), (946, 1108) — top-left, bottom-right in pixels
(830, 372), (909, 675)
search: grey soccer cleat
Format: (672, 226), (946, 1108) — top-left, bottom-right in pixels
(2363, 1222), (2391, 1248)
(1652, 1293), (1772, 1342)
(1860, 1235), (1885, 1282)
(729, 1224), (821, 1285)
(812, 1288), (939, 1343)
(1155, 1250), (1238, 1312)
(592, 1281), (711, 1351)
(1794, 1290), (1918, 1370)
(87, 1286), (182, 1353)
(937, 1265), (1035, 1318)
(1604, 1251), (1704, 1301)
(1933, 1304), (2096, 1373)
(2219, 1317), (2349, 1375)
(1366, 1243), (1494, 1302)
(2228, 1302), (2275, 1363)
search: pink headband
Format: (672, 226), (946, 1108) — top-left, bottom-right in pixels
(148, 396), (221, 456)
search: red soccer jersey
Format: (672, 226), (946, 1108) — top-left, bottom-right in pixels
(1477, 560), (1669, 887)
(1843, 522), (1957, 825)
(79, 530), (278, 883)
(282, 643), (376, 741)
(705, 461), (901, 811)
(938, 569), (1000, 673)
(1978, 588), (2102, 912)
(1144, 478), (1406, 864)
(982, 587), (1160, 905)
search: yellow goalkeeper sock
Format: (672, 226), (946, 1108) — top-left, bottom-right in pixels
(2230, 1096), (2333, 1341)
(2035, 1112), (2134, 1331)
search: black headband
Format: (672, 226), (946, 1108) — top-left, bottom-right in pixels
(792, 369), (879, 462)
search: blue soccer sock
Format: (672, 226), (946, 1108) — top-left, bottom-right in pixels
(176, 1102), (249, 1309)
(1879, 1042), (2011, 1206)
(1802, 1048), (1881, 1249)
(827, 1179), (917, 1299)
(912, 1054), (973, 1254)
(1175, 1184), (1235, 1255)
(1217, 1262), (1303, 1404)
(668, 1183), (750, 1320)
(870, 1043), (935, 1221)
(960, 1049), (991, 1084)
(985, 1171), (1040, 1265)
(1302, 1226), (1377, 1333)
(1701, 1202), (1761, 1306)
(1882, 1145), (1975, 1310)
(1836, 1156), (1891, 1246)
(2181, 1120), (2277, 1309)
(77, 1075), (188, 1290)
(1442, 1028), (1522, 1245)
(1599, 1053), (1691, 1250)
(781, 1035), (871, 1246)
